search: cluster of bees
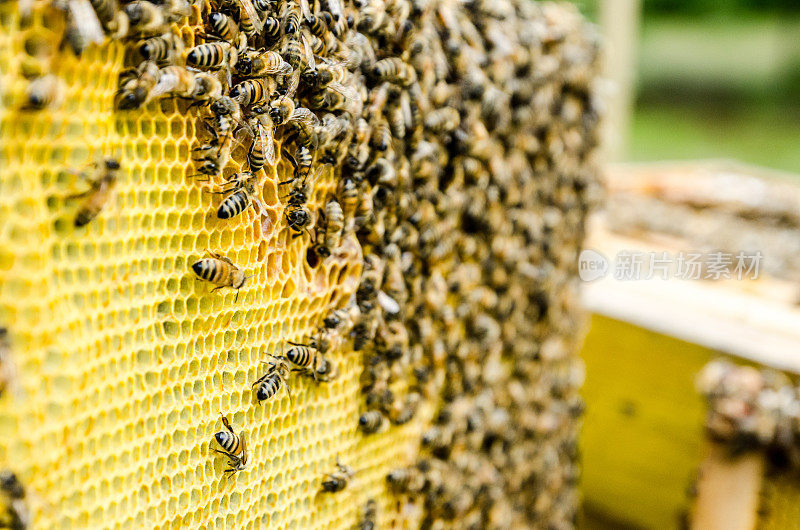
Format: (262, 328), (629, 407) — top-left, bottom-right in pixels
(698, 360), (800, 469)
(11, 0), (601, 525)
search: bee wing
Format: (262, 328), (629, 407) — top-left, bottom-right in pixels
(288, 107), (320, 127)
(239, 0), (264, 34)
(68, 0), (105, 45)
(326, 82), (359, 102)
(285, 72), (300, 99)
(301, 33), (315, 71)
(325, 0), (343, 19)
(299, 0), (312, 20)
(262, 119), (276, 165)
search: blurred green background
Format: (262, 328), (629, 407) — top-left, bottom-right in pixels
(577, 0), (800, 173)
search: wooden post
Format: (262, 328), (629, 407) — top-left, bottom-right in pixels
(690, 442), (763, 530)
(599, 0), (641, 163)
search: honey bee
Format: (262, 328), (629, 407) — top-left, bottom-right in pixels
(236, 49), (292, 77)
(214, 172), (267, 220)
(371, 57), (417, 87)
(237, 0), (265, 37)
(186, 41), (239, 71)
(246, 109), (276, 172)
(230, 77), (276, 106)
(261, 15), (282, 42)
(279, 32), (314, 99)
(285, 204), (314, 237)
(352, 307), (379, 351)
(213, 414), (250, 474)
(281, 0), (302, 34)
(0, 470), (29, 530)
(298, 353), (338, 382)
(88, 0), (127, 34)
(389, 391), (421, 426)
(302, 60), (345, 91)
(151, 65), (196, 99)
(192, 136), (231, 178)
(359, 499), (377, 530)
(62, 0), (106, 54)
(254, 0), (274, 11)
(366, 158), (396, 188)
(313, 199), (344, 258)
(191, 250), (249, 299)
(322, 0), (345, 36)
(138, 31), (183, 63)
(386, 466), (425, 493)
(358, 410), (385, 434)
(323, 305), (357, 331)
(24, 74), (64, 110)
(285, 107), (320, 149)
(205, 96), (242, 153)
(281, 144), (314, 196)
(370, 119), (391, 151)
(338, 177), (359, 228)
(124, 1), (171, 36)
(357, 0), (388, 35)
(206, 11), (239, 41)
(284, 340), (323, 376)
(253, 354), (293, 402)
(306, 12), (332, 38)
(268, 95), (295, 125)
(115, 60), (158, 110)
(68, 158), (120, 227)
(322, 458), (354, 493)
(424, 107), (460, 133)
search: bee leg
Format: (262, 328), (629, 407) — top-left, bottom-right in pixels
(283, 379), (294, 404)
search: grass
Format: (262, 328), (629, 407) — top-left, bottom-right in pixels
(629, 103), (800, 174)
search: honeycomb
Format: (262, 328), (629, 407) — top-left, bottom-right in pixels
(0, 0), (601, 528)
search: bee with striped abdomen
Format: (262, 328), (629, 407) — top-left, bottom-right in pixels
(280, 0), (310, 34)
(236, 0), (264, 37)
(206, 11), (239, 42)
(186, 41), (239, 71)
(213, 414), (250, 474)
(322, 458), (354, 492)
(67, 157), (120, 227)
(230, 77), (276, 106)
(214, 172), (267, 220)
(253, 354), (293, 402)
(191, 250), (249, 299)
(138, 31), (183, 63)
(285, 340), (317, 368)
(358, 410), (385, 434)
(386, 466), (425, 493)
(279, 32), (314, 99)
(370, 57), (417, 87)
(124, 0), (174, 36)
(115, 60), (159, 110)
(246, 108), (276, 173)
(313, 199), (344, 258)
(236, 49), (292, 77)
(424, 107), (460, 133)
